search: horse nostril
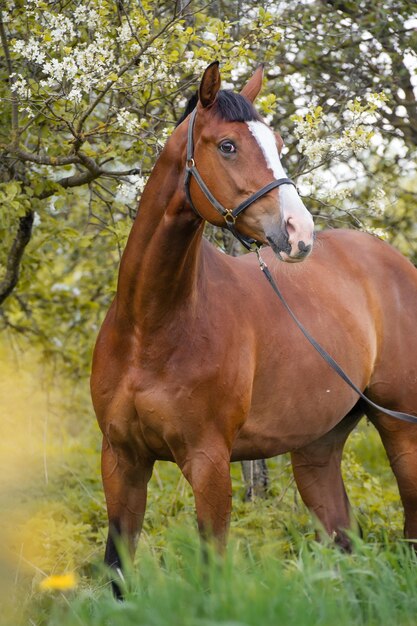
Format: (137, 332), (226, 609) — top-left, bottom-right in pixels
(286, 217), (296, 239)
(298, 241), (311, 254)
(266, 233), (291, 256)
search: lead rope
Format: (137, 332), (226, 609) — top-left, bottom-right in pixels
(254, 247), (417, 425)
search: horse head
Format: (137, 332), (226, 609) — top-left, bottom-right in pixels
(182, 62), (314, 262)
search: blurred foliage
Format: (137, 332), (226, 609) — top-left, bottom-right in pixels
(0, 0), (416, 374)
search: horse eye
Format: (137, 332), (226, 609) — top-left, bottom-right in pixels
(219, 141), (236, 154)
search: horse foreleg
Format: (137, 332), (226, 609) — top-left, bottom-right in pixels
(368, 412), (417, 543)
(180, 440), (232, 549)
(290, 411), (361, 551)
(101, 436), (154, 597)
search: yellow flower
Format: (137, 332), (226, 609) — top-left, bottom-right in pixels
(39, 572), (78, 591)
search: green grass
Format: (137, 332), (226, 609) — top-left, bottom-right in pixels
(39, 535), (417, 626)
(1, 337), (414, 625)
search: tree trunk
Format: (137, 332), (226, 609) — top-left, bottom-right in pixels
(241, 459), (269, 501)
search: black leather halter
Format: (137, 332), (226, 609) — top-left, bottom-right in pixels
(184, 108), (295, 250)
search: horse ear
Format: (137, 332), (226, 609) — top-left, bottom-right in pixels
(240, 64), (264, 102)
(199, 61), (221, 108)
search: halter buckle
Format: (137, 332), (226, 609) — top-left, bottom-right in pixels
(224, 212), (236, 225)
(255, 247), (267, 270)
(186, 158), (195, 169)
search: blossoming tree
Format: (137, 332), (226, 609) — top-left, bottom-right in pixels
(1, 0), (415, 374)
(0, 2), (276, 368)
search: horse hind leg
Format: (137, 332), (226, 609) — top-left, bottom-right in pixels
(290, 408), (362, 551)
(367, 409), (417, 543)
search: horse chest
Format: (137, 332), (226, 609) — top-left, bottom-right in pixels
(128, 346), (252, 458)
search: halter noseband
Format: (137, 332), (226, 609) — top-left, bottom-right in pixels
(184, 107), (296, 250)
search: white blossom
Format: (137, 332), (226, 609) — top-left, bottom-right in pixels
(47, 197), (58, 214)
(18, 106), (35, 118)
(10, 74), (31, 99)
(231, 61), (250, 82)
(116, 108), (140, 134)
(157, 127), (172, 147)
(298, 136), (328, 167)
(47, 13), (76, 44)
(116, 174), (147, 204)
(11, 37), (46, 64)
(34, 32), (117, 100)
(67, 87), (82, 104)
(202, 32), (216, 41)
(366, 93), (387, 107)
(51, 283), (70, 292)
(326, 187), (352, 202)
(368, 227), (389, 239)
(73, 5), (100, 29)
(293, 98), (380, 169)
(367, 188), (387, 217)
(117, 21), (132, 44)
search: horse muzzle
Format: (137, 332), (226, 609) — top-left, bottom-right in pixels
(266, 218), (314, 263)
(265, 187), (314, 262)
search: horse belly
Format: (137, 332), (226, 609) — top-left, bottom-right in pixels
(229, 264), (380, 460)
(231, 348), (371, 461)
(231, 403), (344, 461)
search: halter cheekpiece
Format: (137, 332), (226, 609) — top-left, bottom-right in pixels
(184, 108), (296, 250)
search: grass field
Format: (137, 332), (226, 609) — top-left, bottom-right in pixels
(1, 336), (415, 626)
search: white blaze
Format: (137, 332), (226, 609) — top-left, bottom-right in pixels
(246, 120), (310, 220)
(246, 120), (286, 179)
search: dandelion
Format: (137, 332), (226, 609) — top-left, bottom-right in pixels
(39, 572), (78, 592)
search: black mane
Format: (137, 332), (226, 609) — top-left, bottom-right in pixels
(176, 90), (262, 127)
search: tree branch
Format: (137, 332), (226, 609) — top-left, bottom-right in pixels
(8, 148), (81, 166)
(37, 164), (141, 199)
(76, 10), (185, 133)
(0, 13), (19, 139)
(0, 210), (34, 306)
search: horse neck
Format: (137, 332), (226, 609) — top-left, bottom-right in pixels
(115, 138), (205, 330)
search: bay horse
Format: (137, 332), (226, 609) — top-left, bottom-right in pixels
(91, 62), (417, 588)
